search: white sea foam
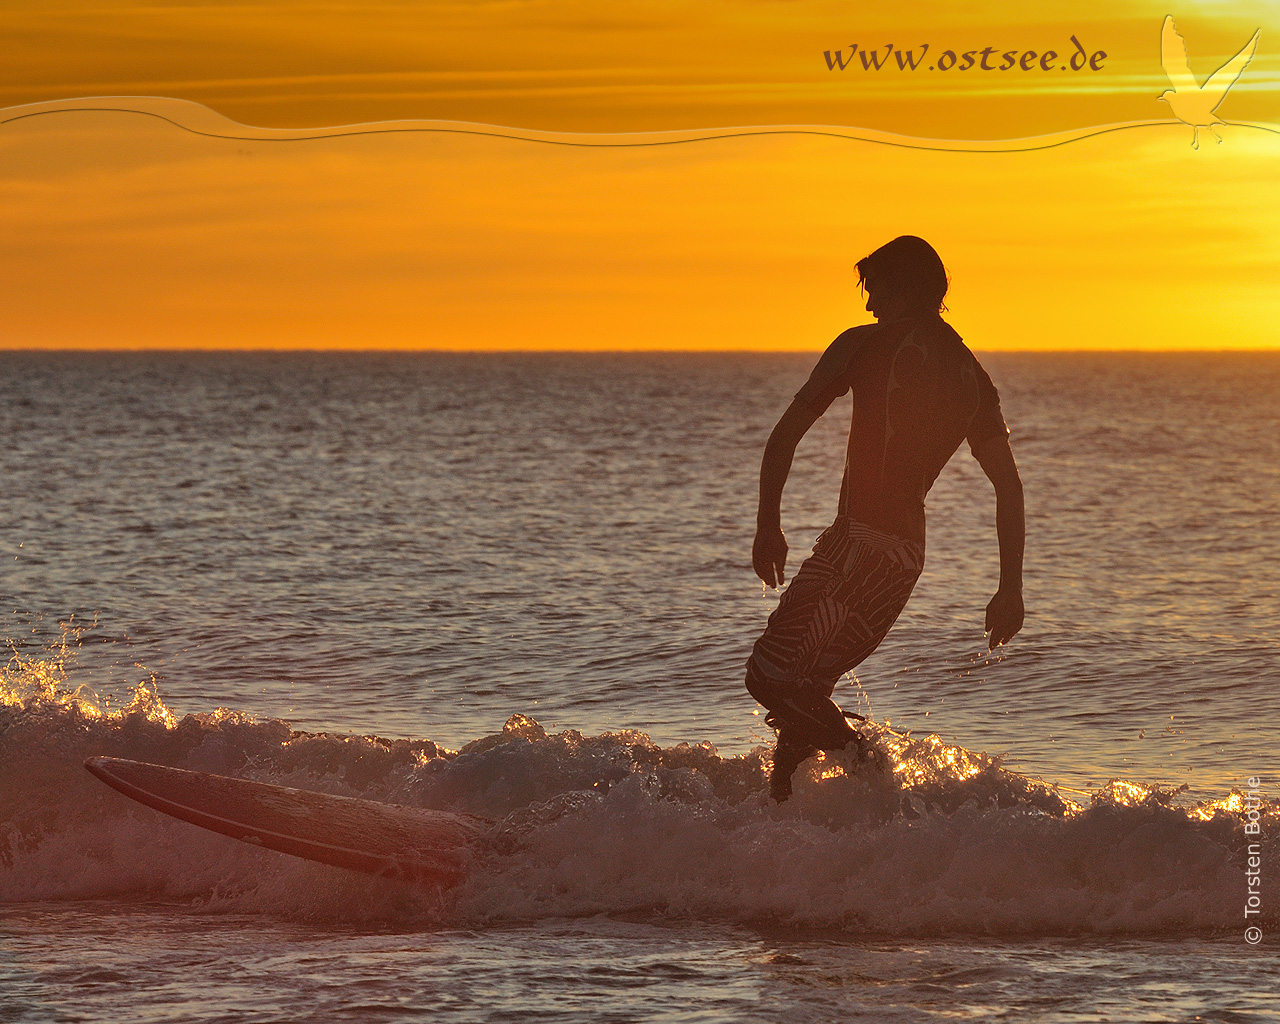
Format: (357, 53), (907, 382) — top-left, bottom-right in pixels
(3, 646), (1273, 937)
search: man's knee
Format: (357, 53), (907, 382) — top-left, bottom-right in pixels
(744, 653), (777, 707)
(744, 671), (759, 702)
(744, 653), (856, 751)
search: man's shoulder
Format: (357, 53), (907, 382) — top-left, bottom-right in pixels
(832, 320), (898, 350)
(837, 322), (881, 342)
(927, 318), (985, 370)
(817, 323), (879, 365)
(919, 314), (964, 345)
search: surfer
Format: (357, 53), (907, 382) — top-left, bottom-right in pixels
(746, 235), (1025, 801)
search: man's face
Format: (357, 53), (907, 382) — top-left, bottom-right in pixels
(864, 278), (909, 321)
(865, 287), (881, 319)
(864, 279), (891, 320)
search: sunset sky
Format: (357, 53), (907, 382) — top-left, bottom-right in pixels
(1, 0), (1277, 350)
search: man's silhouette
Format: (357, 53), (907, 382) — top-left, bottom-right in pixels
(745, 235), (1025, 801)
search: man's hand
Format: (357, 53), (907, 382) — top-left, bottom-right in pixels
(985, 587), (1024, 649)
(753, 526), (789, 589)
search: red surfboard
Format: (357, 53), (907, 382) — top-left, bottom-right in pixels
(85, 756), (491, 886)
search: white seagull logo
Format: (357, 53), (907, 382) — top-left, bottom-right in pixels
(1158, 15), (1260, 149)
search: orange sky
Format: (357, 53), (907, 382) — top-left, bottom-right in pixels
(1, 1), (1277, 350)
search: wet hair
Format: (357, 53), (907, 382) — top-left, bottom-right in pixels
(855, 235), (949, 314)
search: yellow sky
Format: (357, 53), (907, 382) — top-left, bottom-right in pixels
(1, 1), (1277, 350)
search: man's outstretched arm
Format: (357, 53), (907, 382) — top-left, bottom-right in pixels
(973, 433), (1025, 648)
(753, 398), (822, 588)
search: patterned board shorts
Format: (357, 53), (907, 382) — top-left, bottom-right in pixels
(746, 516), (926, 706)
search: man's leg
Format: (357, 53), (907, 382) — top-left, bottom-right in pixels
(745, 518), (925, 801)
(751, 679), (861, 803)
(746, 666), (860, 802)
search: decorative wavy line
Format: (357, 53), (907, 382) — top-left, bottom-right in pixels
(2, 96), (1279, 152)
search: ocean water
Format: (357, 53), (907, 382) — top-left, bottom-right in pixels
(1, 351), (1277, 1022)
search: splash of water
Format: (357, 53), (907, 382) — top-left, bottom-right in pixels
(2, 616), (174, 727)
(1, 630), (1274, 936)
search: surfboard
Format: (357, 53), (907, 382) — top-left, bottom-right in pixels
(84, 756), (491, 886)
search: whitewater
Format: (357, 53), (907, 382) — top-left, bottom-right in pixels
(2, 643), (1275, 936)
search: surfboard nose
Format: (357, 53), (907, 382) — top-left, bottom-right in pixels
(80, 755), (488, 887)
(84, 755), (118, 782)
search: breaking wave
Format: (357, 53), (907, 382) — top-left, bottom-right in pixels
(2, 633), (1273, 937)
